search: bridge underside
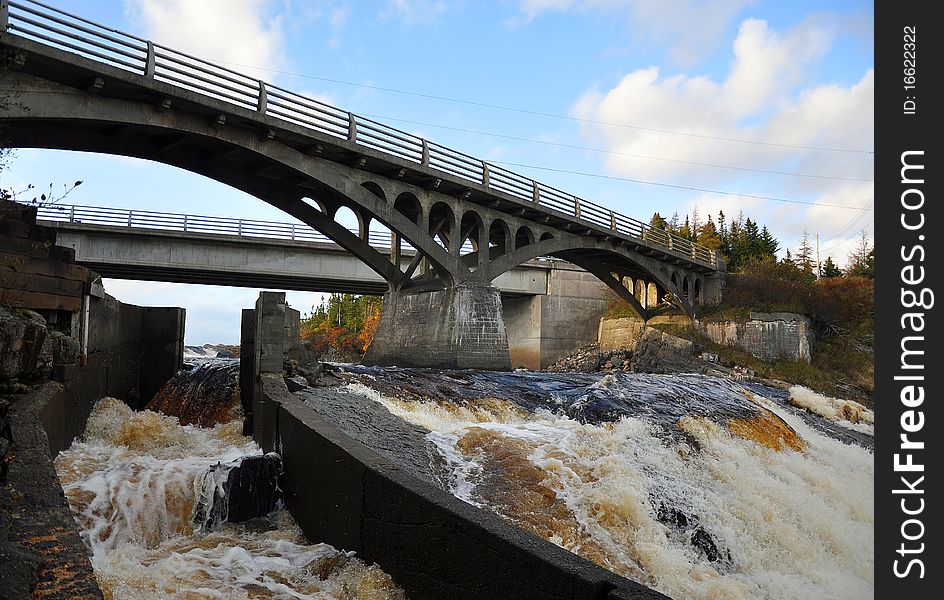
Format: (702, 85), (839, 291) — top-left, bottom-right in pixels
(1, 44), (724, 369)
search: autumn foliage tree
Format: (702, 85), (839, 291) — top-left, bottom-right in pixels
(301, 294), (383, 358)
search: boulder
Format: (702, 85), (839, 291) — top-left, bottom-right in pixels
(630, 328), (698, 374)
(0, 307), (51, 381)
(195, 453), (283, 529)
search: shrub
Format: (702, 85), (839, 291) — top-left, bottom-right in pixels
(809, 276), (874, 334)
(722, 256), (814, 314)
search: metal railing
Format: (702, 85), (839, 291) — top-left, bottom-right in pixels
(2, 0), (717, 268)
(35, 203), (398, 249)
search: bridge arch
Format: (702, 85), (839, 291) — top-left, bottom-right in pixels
(0, 68), (707, 320)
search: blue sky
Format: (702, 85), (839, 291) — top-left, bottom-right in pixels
(2, 0), (874, 344)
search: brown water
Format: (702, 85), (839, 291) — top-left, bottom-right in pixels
(336, 367), (873, 600)
(54, 397), (406, 600)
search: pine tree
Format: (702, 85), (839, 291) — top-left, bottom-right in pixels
(679, 216), (692, 240)
(650, 212), (668, 229)
(759, 226), (779, 257)
(821, 256), (842, 277)
(846, 230), (874, 277)
(796, 230), (814, 274)
(696, 215), (722, 250)
(668, 212), (680, 232)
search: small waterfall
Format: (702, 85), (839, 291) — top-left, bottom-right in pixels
(55, 397), (406, 599)
(337, 366), (873, 600)
(146, 359), (242, 427)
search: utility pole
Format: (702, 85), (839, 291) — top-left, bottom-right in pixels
(815, 233), (820, 278)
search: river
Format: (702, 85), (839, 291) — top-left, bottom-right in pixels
(53, 360), (872, 599)
(332, 366), (873, 600)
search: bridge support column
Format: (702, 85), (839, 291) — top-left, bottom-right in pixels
(363, 286), (511, 370)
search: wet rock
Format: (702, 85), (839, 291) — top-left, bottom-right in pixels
(0, 307), (50, 381)
(655, 501), (731, 566)
(147, 361), (241, 426)
(196, 453), (283, 529)
(630, 328), (699, 374)
(285, 340), (325, 373)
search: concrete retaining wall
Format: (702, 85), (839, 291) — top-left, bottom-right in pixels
(697, 312), (813, 362)
(39, 294), (185, 454)
(263, 376), (668, 600)
(242, 290), (666, 599)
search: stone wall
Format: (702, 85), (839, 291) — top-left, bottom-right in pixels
(364, 286), (511, 370)
(697, 312), (813, 362)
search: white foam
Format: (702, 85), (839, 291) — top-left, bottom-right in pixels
(346, 379), (874, 600)
(55, 398), (405, 599)
(788, 385), (874, 435)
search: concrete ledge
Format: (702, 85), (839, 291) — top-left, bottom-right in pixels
(2, 383), (103, 599)
(263, 376), (668, 600)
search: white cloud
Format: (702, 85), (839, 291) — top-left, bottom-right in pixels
(123, 0), (288, 79)
(570, 17), (873, 263)
(515, 0), (757, 65)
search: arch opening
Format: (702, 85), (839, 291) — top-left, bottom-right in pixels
(515, 226), (534, 250)
(394, 193), (422, 225)
(428, 202), (454, 251)
(488, 219), (511, 259)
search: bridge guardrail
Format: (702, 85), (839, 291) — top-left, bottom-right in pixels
(35, 203), (399, 249)
(3, 0), (717, 268)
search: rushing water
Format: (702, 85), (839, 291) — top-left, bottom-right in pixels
(334, 366), (873, 600)
(54, 396), (405, 599)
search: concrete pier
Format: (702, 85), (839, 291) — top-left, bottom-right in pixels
(363, 286), (512, 371)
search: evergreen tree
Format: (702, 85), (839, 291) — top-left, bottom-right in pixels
(668, 212), (680, 232)
(696, 215), (722, 250)
(759, 226), (779, 257)
(796, 230), (815, 274)
(821, 256), (842, 277)
(846, 230), (874, 278)
(650, 212), (668, 230)
(679, 216), (692, 240)
(717, 211), (728, 247)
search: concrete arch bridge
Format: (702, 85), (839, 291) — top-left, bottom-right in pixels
(0, 0), (724, 369)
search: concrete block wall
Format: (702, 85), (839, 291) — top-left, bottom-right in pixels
(265, 376), (669, 600)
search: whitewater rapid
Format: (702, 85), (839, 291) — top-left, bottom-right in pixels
(338, 368), (873, 600)
(54, 397), (405, 599)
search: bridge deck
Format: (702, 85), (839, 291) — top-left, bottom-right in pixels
(39, 205), (566, 296)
